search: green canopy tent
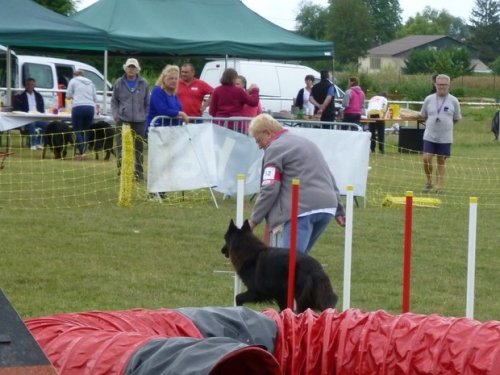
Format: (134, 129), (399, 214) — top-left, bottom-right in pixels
(72, 0), (333, 60)
(0, 0), (108, 105)
(0, 0), (107, 50)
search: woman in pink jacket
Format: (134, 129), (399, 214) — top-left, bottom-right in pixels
(209, 68), (259, 132)
(342, 76), (365, 126)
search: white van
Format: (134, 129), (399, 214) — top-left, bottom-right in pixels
(200, 59), (344, 114)
(0, 46), (112, 113)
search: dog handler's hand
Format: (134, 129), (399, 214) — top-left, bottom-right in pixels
(335, 215), (346, 227)
(248, 220), (256, 230)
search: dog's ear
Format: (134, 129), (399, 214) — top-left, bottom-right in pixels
(229, 219), (236, 230)
(242, 219), (251, 232)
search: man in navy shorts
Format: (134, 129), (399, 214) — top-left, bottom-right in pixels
(420, 74), (461, 194)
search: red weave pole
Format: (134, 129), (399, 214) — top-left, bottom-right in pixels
(287, 179), (300, 310)
(402, 191), (413, 313)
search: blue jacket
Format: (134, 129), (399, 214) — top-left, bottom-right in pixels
(147, 86), (183, 127)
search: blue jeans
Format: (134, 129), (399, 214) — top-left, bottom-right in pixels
(72, 105), (95, 154)
(279, 212), (334, 253)
(24, 121), (48, 147)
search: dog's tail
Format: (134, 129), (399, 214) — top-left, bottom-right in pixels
(296, 273), (337, 312)
(315, 277), (338, 311)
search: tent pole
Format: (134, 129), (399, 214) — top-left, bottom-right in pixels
(103, 50), (108, 115)
(6, 47), (12, 106)
(331, 56), (335, 84)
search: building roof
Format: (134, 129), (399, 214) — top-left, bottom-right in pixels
(368, 35), (450, 56)
(471, 58), (492, 73)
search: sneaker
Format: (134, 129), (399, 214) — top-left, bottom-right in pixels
(75, 154), (87, 161)
(36, 144), (43, 150)
(30, 146), (37, 150)
(422, 182), (433, 193)
(148, 193), (163, 202)
(435, 188), (445, 195)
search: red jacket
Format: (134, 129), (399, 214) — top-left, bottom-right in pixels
(209, 85), (259, 118)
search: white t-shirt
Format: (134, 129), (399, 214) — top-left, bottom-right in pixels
(367, 95), (388, 114)
(420, 93), (461, 144)
(27, 92), (37, 112)
(302, 89), (315, 115)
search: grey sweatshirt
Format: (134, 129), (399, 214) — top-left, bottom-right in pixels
(66, 76), (97, 107)
(111, 74), (150, 123)
(250, 129), (345, 229)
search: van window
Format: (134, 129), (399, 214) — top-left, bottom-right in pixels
(82, 69), (108, 91)
(0, 54), (18, 88)
(55, 65), (74, 89)
(22, 63), (53, 89)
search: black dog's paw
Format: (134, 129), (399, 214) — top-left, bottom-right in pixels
(235, 293), (245, 306)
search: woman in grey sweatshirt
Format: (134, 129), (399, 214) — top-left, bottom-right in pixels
(66, 69), (98, 158)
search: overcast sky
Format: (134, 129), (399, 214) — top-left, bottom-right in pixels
(77, 0), (477, 31)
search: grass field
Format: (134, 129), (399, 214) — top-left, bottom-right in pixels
(1, 105), (499, 322)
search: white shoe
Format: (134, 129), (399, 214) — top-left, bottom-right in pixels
(30, 146), (37, 150)
(36, 144), (43, 150)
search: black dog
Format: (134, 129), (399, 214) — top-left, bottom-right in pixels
(221, 219), (338, 313)
(42, 121), (74, 159)
(87, 121), (116, 160)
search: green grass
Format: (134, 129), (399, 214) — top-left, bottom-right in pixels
(1, 106), (500, 322)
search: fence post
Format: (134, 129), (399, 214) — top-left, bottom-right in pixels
(287, 179), (300, 310)
(343, 185), (354, 311)
(118, 124), (133, 207)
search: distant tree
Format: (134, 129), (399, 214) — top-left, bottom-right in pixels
(295, 1), (329, 40)
(397, 7), (470, 40)
(363, 0), (402, 45)
(403, 47), (473, 78)
(34, 0), (76, 15)
(490, 56), (500, 75)
(403, 49), (436, 74)
(432, 48), (474, 78)
(468, 0), (500, 63)
(328, 0), (373, 65)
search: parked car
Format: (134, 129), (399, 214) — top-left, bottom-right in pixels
(0, 46), (112, 113)
(200, 59), (343, 114)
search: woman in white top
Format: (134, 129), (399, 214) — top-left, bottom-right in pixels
(366, 92), (388, 154)
(294, 75), (315, 117)
(66, 69), (99, 159)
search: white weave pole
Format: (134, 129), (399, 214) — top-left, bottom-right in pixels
(234, 174), (245, 306)
(343, 185), (355, 311)
(466, 197), (478, 319)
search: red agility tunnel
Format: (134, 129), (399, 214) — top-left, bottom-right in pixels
(25, 307), (500, 374)
(264, 308), (500, 374)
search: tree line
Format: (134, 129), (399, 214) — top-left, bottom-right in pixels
(296, 0), (500, 76)
(36, 0), (500, 78)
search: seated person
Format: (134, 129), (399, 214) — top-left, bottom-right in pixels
(12, 78), (48, 150)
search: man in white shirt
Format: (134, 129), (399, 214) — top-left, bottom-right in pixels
(366, 92), (388, 154)
(420, 74), (461, 194)
(12, 78), (47, 150)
